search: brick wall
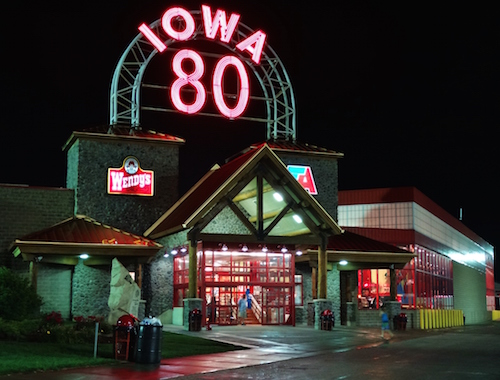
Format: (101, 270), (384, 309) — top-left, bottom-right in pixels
(0, 185), (74, 267)
(37, 264), (72, 319)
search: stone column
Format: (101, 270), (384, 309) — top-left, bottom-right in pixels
(183, 298), (203, 331)
(313, 299), (333, 330)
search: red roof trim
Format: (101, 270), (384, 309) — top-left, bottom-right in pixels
(18, 215), (161, 247)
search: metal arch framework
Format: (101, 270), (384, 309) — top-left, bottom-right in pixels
(109, 10), (297, 141)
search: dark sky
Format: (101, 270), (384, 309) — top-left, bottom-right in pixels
(1, 1), (498, 277)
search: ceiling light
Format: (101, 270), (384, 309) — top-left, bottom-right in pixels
(164, 253), (170, 258)
(293, 214), (302, 223)
(171, 249), (178, 255)
(222, 244), (228, 251)
(281, 246), (288, 253)
(296, 250), (303, 256)
(241, 244), (248, 252)
(79, 254), (89, 260)
(339, 260), (348, 266)
(262, 245), (268, 252)
(273, 192), (284, 202)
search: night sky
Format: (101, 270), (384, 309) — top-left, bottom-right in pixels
(1, 1), (498, 277)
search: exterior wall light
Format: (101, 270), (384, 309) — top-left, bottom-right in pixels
(79, 254), (89, 260)
(339, 260), (348, 266)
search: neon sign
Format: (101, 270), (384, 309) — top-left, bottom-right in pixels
(108, 157), (154, 196)
(287, 165), (318, 195)
(138, 4), (266, 119)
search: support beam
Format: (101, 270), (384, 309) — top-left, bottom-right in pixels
(188, 240), (198, 298)
(318, 238), (327, 299)
(390, 266), (397, 301)
(29, 261), (38, 292)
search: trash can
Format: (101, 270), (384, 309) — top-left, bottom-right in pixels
(189, 308), (202, 331)
(114, 315), (137, 361)
(320, 309), (334, 331)
(135, 316), (163, 364)
(399, 313), (407, 330)
(393, 314), (400, 330)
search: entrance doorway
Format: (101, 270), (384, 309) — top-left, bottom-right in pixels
(173, 243), (295, 325)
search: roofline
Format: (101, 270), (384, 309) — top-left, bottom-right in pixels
(13, 240), (162, 252)
(144, 166), (221, 238)
(62, 130), (185, 152)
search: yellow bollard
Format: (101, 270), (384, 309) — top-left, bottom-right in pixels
(420, 309), (424, 329)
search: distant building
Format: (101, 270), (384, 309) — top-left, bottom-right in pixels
(338, 187), (495, 325)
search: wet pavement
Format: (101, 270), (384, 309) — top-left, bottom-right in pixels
(2, 323), (498, 379)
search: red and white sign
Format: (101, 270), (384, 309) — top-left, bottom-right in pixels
(287, 165), (318, 195)
(138, 5), (266, 119)
(108, 157), (154, 196)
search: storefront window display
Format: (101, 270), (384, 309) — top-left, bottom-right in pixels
(357, 246), (454, 310)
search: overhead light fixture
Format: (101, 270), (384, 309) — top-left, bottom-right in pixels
(79, 254), (89, 260)
(293, 214), (302, 223)
(262, 245), (268, 252)
(296, 250), (303, 256)
(339, 260), (348, 266)
(241, 244), (248, 252)
(273, 192), (284, 202)
(222, 244), (228, 251)
(164, 253), (170, 258)
(180, 247), (187, 253)
(281, 246), (288, 253)
(171, 249), (178, 255)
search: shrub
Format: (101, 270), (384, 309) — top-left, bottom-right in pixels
(0, 317), (44, 341)
(0, 267), (42, 321)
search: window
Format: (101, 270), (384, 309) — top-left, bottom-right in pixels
(294, 274), (303, 306)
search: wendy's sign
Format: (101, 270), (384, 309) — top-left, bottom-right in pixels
(138, 5), (266, 119)
(108, 157), (154, 196)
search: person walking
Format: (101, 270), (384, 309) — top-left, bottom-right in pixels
(380, 309), (394, 339)
(238, 294), (247, 325)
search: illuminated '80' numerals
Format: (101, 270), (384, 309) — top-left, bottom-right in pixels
(170, 49), (250, 119)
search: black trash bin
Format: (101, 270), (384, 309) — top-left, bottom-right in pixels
(114, 315), (137, 361)
(320, 309), (334, 331)
(399, 313), (407, 330)
(393, 314), (400, 330)
(135, 316), (163, 364)
(189, 308), (202, 331)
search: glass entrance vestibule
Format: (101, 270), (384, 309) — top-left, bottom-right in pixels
(173, 242), (296, 325)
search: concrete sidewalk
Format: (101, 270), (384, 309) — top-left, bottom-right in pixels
(0, 324), (442, 379)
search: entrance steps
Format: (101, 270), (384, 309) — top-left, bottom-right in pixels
(244, 308), (260, 325)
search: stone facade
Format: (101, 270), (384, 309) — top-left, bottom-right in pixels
(65, 133), (181, 235)
(295, 262), (341, 326)
(71, 260), (112, 318)
(274, 151), (340, 220)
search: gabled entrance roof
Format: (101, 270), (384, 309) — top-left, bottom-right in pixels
(11, 215), (162, 266)
(145, 143), (343, 245)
